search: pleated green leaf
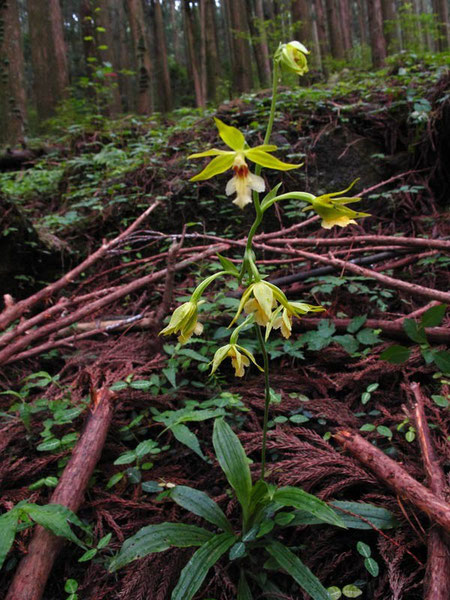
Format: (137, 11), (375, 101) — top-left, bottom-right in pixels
(273, 487), (345, 528)
(171, 532), (236, 600)
(109, 523), (213, 572)
(0, 510), (19, 569)
(169, 485), (233, 533)
(212, 419), (252, 520)
(266, 541), (331, 600)
(238, 570), (253, 600)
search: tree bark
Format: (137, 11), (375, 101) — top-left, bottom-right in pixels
(334, 429), (450, 535)
(324, 0), (345, 60)
(203, 0), (221, 102)
(0, 0), (27, 146)
(5, 387), (115, 600)
(367, 0), (387, 67)
(338, 0), (352, 55)
(152, 0), (172, 112)
(182, 0), (204, 107)
(127, 0), (153, 114)
(432, 0), (450, 50)
(381, 0), (399, 52)
(95, 0), (123, 114)
(27, 0), (69, 120)
(314, 0), (329, 71)
(227, 0), (253, 94)
(246, 0), (271, 88)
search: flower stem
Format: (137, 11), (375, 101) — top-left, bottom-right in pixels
(255, 324), (271, 481)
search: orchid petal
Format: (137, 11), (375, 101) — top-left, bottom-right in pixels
(190, 154), (235, 181)
(214, 117), (245, 151)
(245, 148), (302, 171)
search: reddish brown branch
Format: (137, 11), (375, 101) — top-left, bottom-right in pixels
(6, 386), (115, 600)
(334, 430), (450, 535)
(291, 249), (450, 304)
(410, 382), (450, 600)
(0, 244), (228, 365)
(0, 201), (160, 331)
(263, 235), (450, 251)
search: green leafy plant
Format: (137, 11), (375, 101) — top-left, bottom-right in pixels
(0, 502), (89, 569)
(381, 304), (449, 372)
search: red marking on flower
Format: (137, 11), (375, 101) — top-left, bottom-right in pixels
(233, 163), (249, 179)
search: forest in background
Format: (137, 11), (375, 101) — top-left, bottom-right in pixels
(1, 0), (450, 146)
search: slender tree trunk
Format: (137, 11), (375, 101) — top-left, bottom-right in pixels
(127, 0), (153, 114)
(110, 0), (134, 111)
(246, 0), (271, 88)
(381, 0), (399, 52)
(204, 0), (221, 102)
(367, 0), (387, 67)
(27, 0), (69, 120)
(291, 0), (310, 48)
(96, 0), (122, 114)
(0, 0), (27, 146)
(227, 0), (253, 93)
(152, 0), (172, 112)
(419, 0), (434, 51)
(199, 0), (207, 105)
(168, 0), (182, 63)
(182, 0), (204, 107)
(338, 0), (352, 55)
(356, 0), (368, 48)
(324, 0), (345, 60)
(314, 0), (329, 69)
(432, 0), (450, 50)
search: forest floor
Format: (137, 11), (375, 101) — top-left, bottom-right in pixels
(0, 55), (449, 600)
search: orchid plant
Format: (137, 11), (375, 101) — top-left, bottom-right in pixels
(111, 41), (370, 600)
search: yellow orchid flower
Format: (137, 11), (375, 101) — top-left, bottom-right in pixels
(189, 118), (301, 208)
(159, 301), (203, 344)
(267, 301), (324, 340)
(277, 41), (309, 76)
(302, 180), (370, 229)
(211, 343), (262, 378)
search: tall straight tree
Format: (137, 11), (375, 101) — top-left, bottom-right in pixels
(381, 0), (399, 52)
(182, 0), (204, 107)
(127, 0), (153, 114)
(27, 0), (69, 120)
(0, 0), (27, 145)
(110, 0), (134, 111)
(201, 0), (221, 103)
(226, 0), (253, 94)
(314, 0), (329, 68)
(338, 0), (352, 55)
(324, 0), (345, 60)
(151, 0), (172, 112)
(95, 0), (122, 114)
(246, 0), (271, 88)
(432, 0), (450, 50)
(368, 0), (387, 67)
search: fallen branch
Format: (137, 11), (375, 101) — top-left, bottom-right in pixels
(263, 235), (450, 251)
(6, 386), (115, 600)
(0, 201), (160, 332)
(333, 430), (450, 535)
(410, 382), (450, 600)
(0, 244), (228, 365)
(290, 249), (450, 304)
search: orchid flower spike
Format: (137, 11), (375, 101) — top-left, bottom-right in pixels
(189, 118), (301, 209)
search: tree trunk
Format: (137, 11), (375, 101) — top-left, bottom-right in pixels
(314, 0), (329, 70)
(27, 0), (69, 120)
(291, 0), (310, 49)
(127, 0), (153, 114)
(367, 0), (387, 67)
(168, 0), (182, 63)
(381, 0), (399, 52)
(246, 0), (271, 88)
(182, 0), (204, 107)
(95, 0), (123, 114)
(338, 0), (352, 55)
(324, 0), (345, 60)
(227, 0), (253, 94)
(432, 0), (450, 50)
(355, 0), (368, 48)
(110, 0), (135, 111)
(0, 0), (27, 146)
(152, 0), (172, 112)
(204, 0), (221, 102)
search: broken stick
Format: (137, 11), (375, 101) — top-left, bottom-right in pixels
(411, 382), (450, 600)
(6, 386), (115, 600)
(333, 429), (450, 535)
